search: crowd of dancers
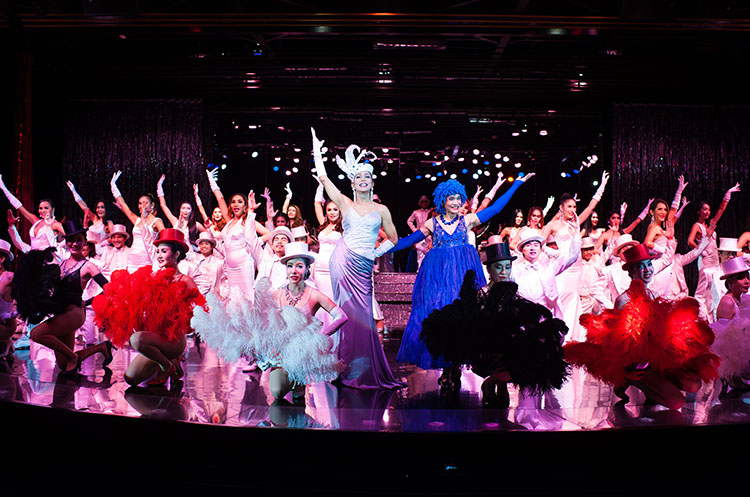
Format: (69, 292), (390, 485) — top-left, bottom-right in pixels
(1, 128), (749, 413)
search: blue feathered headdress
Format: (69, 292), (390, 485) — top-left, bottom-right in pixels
(432, 179), (467, 215)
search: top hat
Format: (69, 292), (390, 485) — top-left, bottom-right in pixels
(107, 224), (130, 240)
(62, 219), (86, 238)
(291, 226), (308, 239)
(269, 226), (293, 244)
(484, 239), (516, 265)
(280, 241), (317, 265)
(516, 227), (545, 249)
(581, 237), (595, 249)
(718, 237), (739, 253)
(720, 256), (750, 280)
(612, 234), (639, 258)
(153, 228), (189, 253)
(0, 239), (14, 262)
(196, 231), (216, 246)
(620, 243), (657, 267)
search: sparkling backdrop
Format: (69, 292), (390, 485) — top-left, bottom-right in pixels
(612, 103), (750, 291)
(61, 99), (206, 226)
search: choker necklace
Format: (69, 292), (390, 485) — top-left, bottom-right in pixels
(440, 214), (458, 226)
(285, 285), (305, 306)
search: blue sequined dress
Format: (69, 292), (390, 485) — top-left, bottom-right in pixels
(397, 216), (486, 369)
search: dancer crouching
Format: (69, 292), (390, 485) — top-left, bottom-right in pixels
(565, 243), (719, 410)
(93, 229), (205, 386)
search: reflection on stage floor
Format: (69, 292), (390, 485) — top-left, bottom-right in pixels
(2, 329), (750, 433)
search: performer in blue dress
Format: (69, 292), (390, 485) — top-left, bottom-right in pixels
(390, 174), (535, 389)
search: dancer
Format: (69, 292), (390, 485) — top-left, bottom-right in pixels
(65, 180), (113, 248)
(687, 183), (741, 321)
(99, 224), (131, 279)
(188, 231), (225, 296)
(578, 237), (605, 315)
(311, 179), (343, 319)
(192, 242), (346, 399)
(711, 257), (750, 392)
(194, 183), (227, 254)
(157, 174), (206, 248)
(11, 220), (113, 376)
(499, 209), (524, 243)
(565, 242), (719, 410)
(419, 240), (568, 408)
(311, 127), (402, 389)
(1, 175), (65, 253)
(109, 171), (165, 272)
(593, 199), (652, 254)
(405, 194), (432, 272)
(0, 240), (15, 359)
(281, 183), (306, 229)
(580, 211), (605, 244)
(251, 225), (294, 289)
(540, 172), (609, 342)
(391, 174), (534, 390)
(93, 228), (204, 386)
(204, 170), (262, 299)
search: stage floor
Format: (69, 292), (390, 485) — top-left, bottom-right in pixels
(2, 328), (750, 433)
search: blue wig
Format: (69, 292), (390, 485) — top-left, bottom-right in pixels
(432, 179), (468, 215)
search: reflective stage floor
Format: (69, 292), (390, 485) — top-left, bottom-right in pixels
(2, 329), (750, 495)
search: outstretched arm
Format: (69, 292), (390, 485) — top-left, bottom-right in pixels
(467, 173), (535, 228)
(156, 174), (179, 227)
(477, 172), (505, 212)
(312, 128), (350, 212)
(206, 169), (230, 223)
(623, 198), (653, 234)
(281, 183), (292, 214)
(577, 171), (609, 224)
(0, 174), (38, 225)
(313, 178), (326, 225)
(66, 180), (96, 220)
(711, 182), (740, 225)
(193, 184), (210, 224)
(110, 171), (139, 225)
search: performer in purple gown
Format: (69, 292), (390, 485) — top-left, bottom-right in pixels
(311, 128), (403, 389)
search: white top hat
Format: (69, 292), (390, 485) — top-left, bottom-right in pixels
(581, 237), (595, 249)
(196, 231), (216, 246)
(280, 241), (317, 265)
(718, 237), (739, 253)
(291, 226), (308, 239)
(86, 230), (97, 243)
(269, 226), (293, 244)
(107, 224), (130, 240)
(720, 256), (750, 280)
(0, 239), (14, 262)
(517, 227), (545, 249)
(612, 234), (639, 258)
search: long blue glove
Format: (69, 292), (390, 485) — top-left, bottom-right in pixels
(386, 228), (426, 254)
(476, 179), (524, 224)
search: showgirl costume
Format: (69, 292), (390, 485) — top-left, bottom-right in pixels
(221, 213), (258, 299)
(710, 293), (750, 382)
(128, 217), (161, 273)
(420, 270), (569, 393)
(312, 228), (342, 327)
(393, 179), (527, 370)
(92, 265), (206, 348)
(554, 225), (584, 341)
(564, 278), (719, 389)
(191, 277), (343, 386)
(694, 224), (722, 321)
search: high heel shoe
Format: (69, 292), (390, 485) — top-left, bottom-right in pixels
(59, 356), (82, 378)
(171, 359), (184, 381)
(102, 341), (117, 367)
(147, 362), (176, 386)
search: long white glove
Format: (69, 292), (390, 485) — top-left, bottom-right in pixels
(484, 172), (505, 200)
(110, 171), (123, 199)
(66, 180), (83, 203)
(206, 168), (220, 192)
(723, 183), (741, 203)
(157, 174), (166, 197)
(637, 198), (654, 221)
(0, 175), (22, 210)
(373, 240), (395, 258)
(592, 171), (610, 202)
(671, 175), (688, 209)
(311, 127), (328, 178)
(675, 197), (690, 219)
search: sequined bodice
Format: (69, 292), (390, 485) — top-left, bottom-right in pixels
(433, 216), (469, 248)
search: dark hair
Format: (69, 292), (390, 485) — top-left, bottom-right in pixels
(38, 198), (55, 210)
(0, 253), (10, 271)
(179, 202), (199, 244)
(725, 270), (750, 290)
(511, 208), (524, 227)
(559, 193), (575, 206)
(273, 212), (290, 227)
(527, 206), (545, 229)
(287, 203), (305, 228)
(649, 198), (669, 227)
(159, 241), (187, 263)
(229, 193), (250, 225)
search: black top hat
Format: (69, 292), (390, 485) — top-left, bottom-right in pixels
(62, 219), (86, 238)
(483, 241), (516, 265)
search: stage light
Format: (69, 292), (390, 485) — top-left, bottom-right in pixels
(436, 172), (443, 177)
(424, 151), (431, 156)
(593, 180), (599, 186)
(430, 176), (436, 182)
(472, 173), (479, 179)
(573, 169), (580, 174)
(483, 161), (490, 166)
(483, 170), (490, 176)
(321, 146), (328, 153)
(539, 130), (548, 136)
(405, 178), (411, 183)
(293, 158), (300, 163)
(338, 174), (345, 180)
(274, 157), (281, 162)
(251, 151), (259, 158)
(495, 163), (502, 168)
(461, 168), (468, 174)
(514, 163), (521, 168)
(473, 149), (480, 155)
(507, 177), (514, 182)
(512, 132), (520, 137)
(502, 156), (509, 162)
(561, 172), (567, 178)
(472, 159), (478, 164)
(425, 173), (431, 178)
(382, 148), (389, 154)
(416, 175), (423, 180)
(285, 170), (292, 176)
(380, 171), (387, 176)
(292, 167), (299, 173)
(450, 174), (457, 179)
(494, 153), (501, 159)
(221, 164), (227, 170)
(273, 166), (280, 172)
(457, 157), (465, 162)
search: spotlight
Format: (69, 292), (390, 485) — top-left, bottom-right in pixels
(472, 159), (478, 164)
(539, 130), (548, 136)
(430, 176), (436, 182)
(514, 163), (521, 168)
(293, 158), (300, 163)
(382, 148), (389, 154)
(473, 149), (480, 155)
(461, 168), (468, 174)
(416, 175), (423, 180)
(561, 172), (567, 178)
(251, 151), (259, 158)
(292, 167), (299, 173)
(472, 173), (479, 179)
(494, 153), (501, 159)
(405, 178), (411, 183)
(593, 180), (599, 186)
(380, 171), (387, 176)
(483, 170), (490, 176)
(502, 156), (509, 162)
(449, 174), (457, 179)
(285, 170), (292, 176)
(512, 132), (520, 137)
(274, 157), (281, 162)
(273, 166), (280, 171)
(221, 164), (227, 170)
(337, 174), (345, 180)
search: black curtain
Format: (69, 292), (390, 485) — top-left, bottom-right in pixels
(611, 103), (750, 292)
(60, 99), (207, 228)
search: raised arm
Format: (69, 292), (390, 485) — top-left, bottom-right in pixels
(281, 183), (292, 214)
(206, 169), (230, 223)
(711, 183), (740, 226)
(66, 180), (95, 220)
(193, 184), (210, 224)
(577, 171), (609, 224)
(312, 178), (326, 225)
(0, 174), (38, 225)
(466, 173), (534, 229)
(476, 172), (505, 212)
(311, 128), (350, 212)
(110, 171), (139, 225)
(623, 198), (653, 235)
(156, 174), (179, 227)
(6, 209), (30, 254)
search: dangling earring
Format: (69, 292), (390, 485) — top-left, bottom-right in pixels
(369, 188), (374, 202)
(352, 187), (357, 203)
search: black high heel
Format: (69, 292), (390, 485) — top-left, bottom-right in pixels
(59, 356), (82, 377)
(102, 341), (117, 367)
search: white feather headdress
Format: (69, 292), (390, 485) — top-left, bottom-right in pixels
(335, 144), (377, 180)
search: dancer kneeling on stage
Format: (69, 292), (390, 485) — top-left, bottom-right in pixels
(565, 243), (720, 410)
(420, 238), (569, 408)
(93, 228), (205, 386)
(12, 220), (114, 376)
(193, 241), (346, 403)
